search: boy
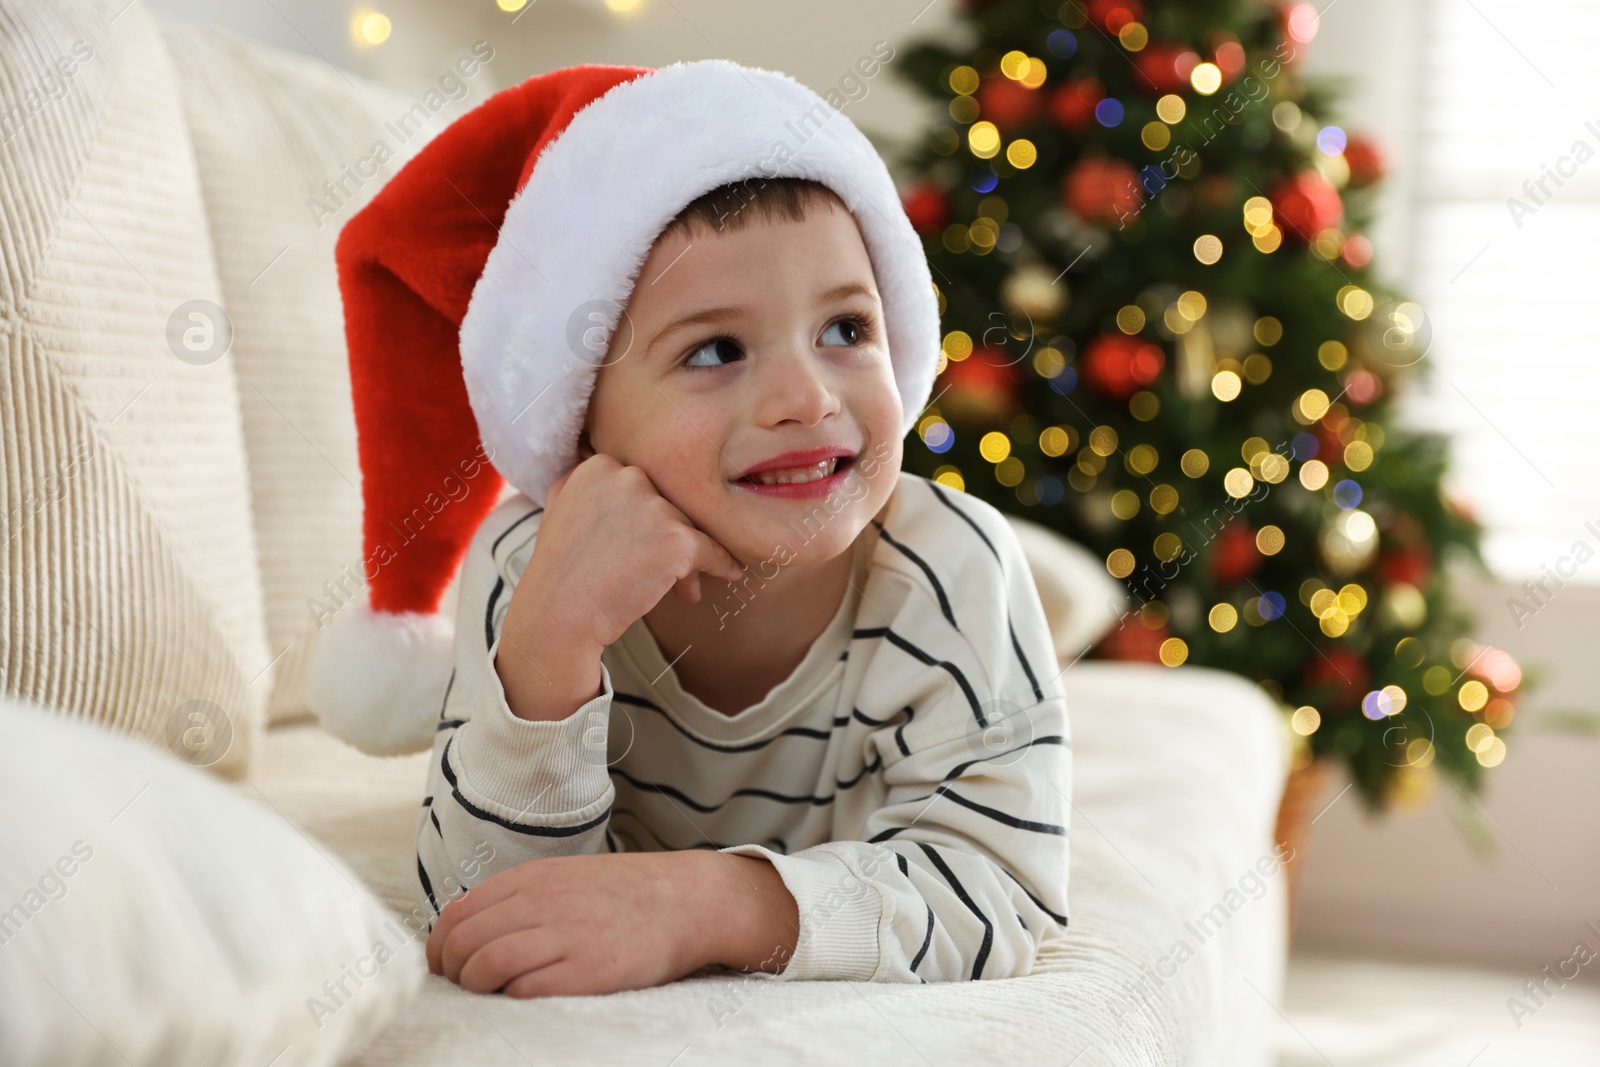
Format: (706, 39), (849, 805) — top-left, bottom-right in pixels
(309, 60), (1070, 998)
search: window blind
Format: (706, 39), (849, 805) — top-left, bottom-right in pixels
(1404, 0), (1600, 583)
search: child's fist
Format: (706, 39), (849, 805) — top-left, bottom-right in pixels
(520, 454), (746, 652)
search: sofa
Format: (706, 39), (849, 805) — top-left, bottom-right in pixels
(0, 0), (1290, 1063)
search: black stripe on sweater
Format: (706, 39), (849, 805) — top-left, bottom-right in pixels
(865, 781), (1064, 842)
(914, 841), (993, 980)
(481, 507), (543, 652)
(491, 506), (543, 558)
(440, 737), (612, 838)
(926, 480), (1046, 704)
(613, 692), (839, 752)
(611, 807), (790, 855)
(1001, 867), (1070, 927)
(1009, 621), (1045, 704)
(483, 576), (505, 652)
(872, 520), (957, 631)
(418, 857), (440, 916)
(941, 734), (1068, 782)
(910, 905), (936, 974)
(437, 668), (457, 722)
(611, 754), (881, 812)
(926, 784), (1067, 836)
(851, 627), (987, 728)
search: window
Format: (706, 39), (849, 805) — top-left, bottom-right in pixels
(1406, 0), (1600, 583)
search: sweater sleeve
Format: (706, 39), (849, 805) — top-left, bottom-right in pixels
(719, 505), (1072, 984)
(414, 498), (621, 927)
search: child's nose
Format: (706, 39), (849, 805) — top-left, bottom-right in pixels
(757, 348), (842, 427)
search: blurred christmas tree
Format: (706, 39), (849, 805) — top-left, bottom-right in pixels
(892, 0), (1527, 810)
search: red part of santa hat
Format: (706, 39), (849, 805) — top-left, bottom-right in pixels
(308, 60), (940, 755)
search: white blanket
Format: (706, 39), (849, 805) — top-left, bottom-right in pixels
(242, 661), (1287, 1066)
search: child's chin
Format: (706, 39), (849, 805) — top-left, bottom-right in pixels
(722, 508), (862, 569)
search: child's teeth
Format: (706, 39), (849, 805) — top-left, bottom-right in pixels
(753, 458), (837, 485)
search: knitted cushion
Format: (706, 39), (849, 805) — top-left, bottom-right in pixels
(0, 0), (268, 776)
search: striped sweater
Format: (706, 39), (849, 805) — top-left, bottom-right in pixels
(416, 470), (1071, 984)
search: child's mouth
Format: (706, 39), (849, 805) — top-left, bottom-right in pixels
(732, 454), (856, 499)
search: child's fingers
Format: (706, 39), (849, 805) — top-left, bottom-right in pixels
(427, 880), (510, 973)
(686, 526), (746, 587)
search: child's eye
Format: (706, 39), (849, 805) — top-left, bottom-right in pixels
(820, 314), (872, 347)
(682, 337), (744, 370)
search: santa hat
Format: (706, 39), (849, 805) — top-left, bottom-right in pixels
(306, 59), (941, 756)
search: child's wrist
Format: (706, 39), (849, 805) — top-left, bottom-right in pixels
(493, 625), (604, 722)
(690, 852), (799, 976)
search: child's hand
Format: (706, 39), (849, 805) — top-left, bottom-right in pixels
(514, 453), (746, 652)
(425, 844), (726, 998)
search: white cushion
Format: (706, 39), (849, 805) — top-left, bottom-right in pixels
(0, 697), (422, 1067)
(1007, 514), (1129, 663)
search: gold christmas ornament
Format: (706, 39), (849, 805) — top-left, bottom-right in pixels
(1319, 507), (1379, 575)
(1001, 263), (1067, 321)
(1176, 318), (1215, 398)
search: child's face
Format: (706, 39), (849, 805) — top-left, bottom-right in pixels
(582, 202), (904, 570)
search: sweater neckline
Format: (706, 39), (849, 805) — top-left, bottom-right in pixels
(608, 521), (879, 744)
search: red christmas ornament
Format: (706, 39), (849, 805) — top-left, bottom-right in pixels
(1050, 78), (1105, 133)
(938, 348), (1021, 424)
(1095, 618), (1169, 663)
(1377, 549), (1431, 589)
(1304, 648), (1370, 708)
(1209, 520), (1260, 585)
(1086, 0), (1143, 32)
(1343, 136), (1386, 188)
(1063, 157), (1143, 223)
(977, 76), (1043, 130)
(901, 181), (949, 234)
(1133, 44), (1198, 94)
(1212, 38), (1246, 79)
(1342, 367), (1382, 406)
(1312, 421), (1344, 466)
(1271, 171), (1343, 241)
(1079, 332), (1164, 402)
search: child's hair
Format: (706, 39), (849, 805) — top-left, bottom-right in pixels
(660, 177), (848, 242)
